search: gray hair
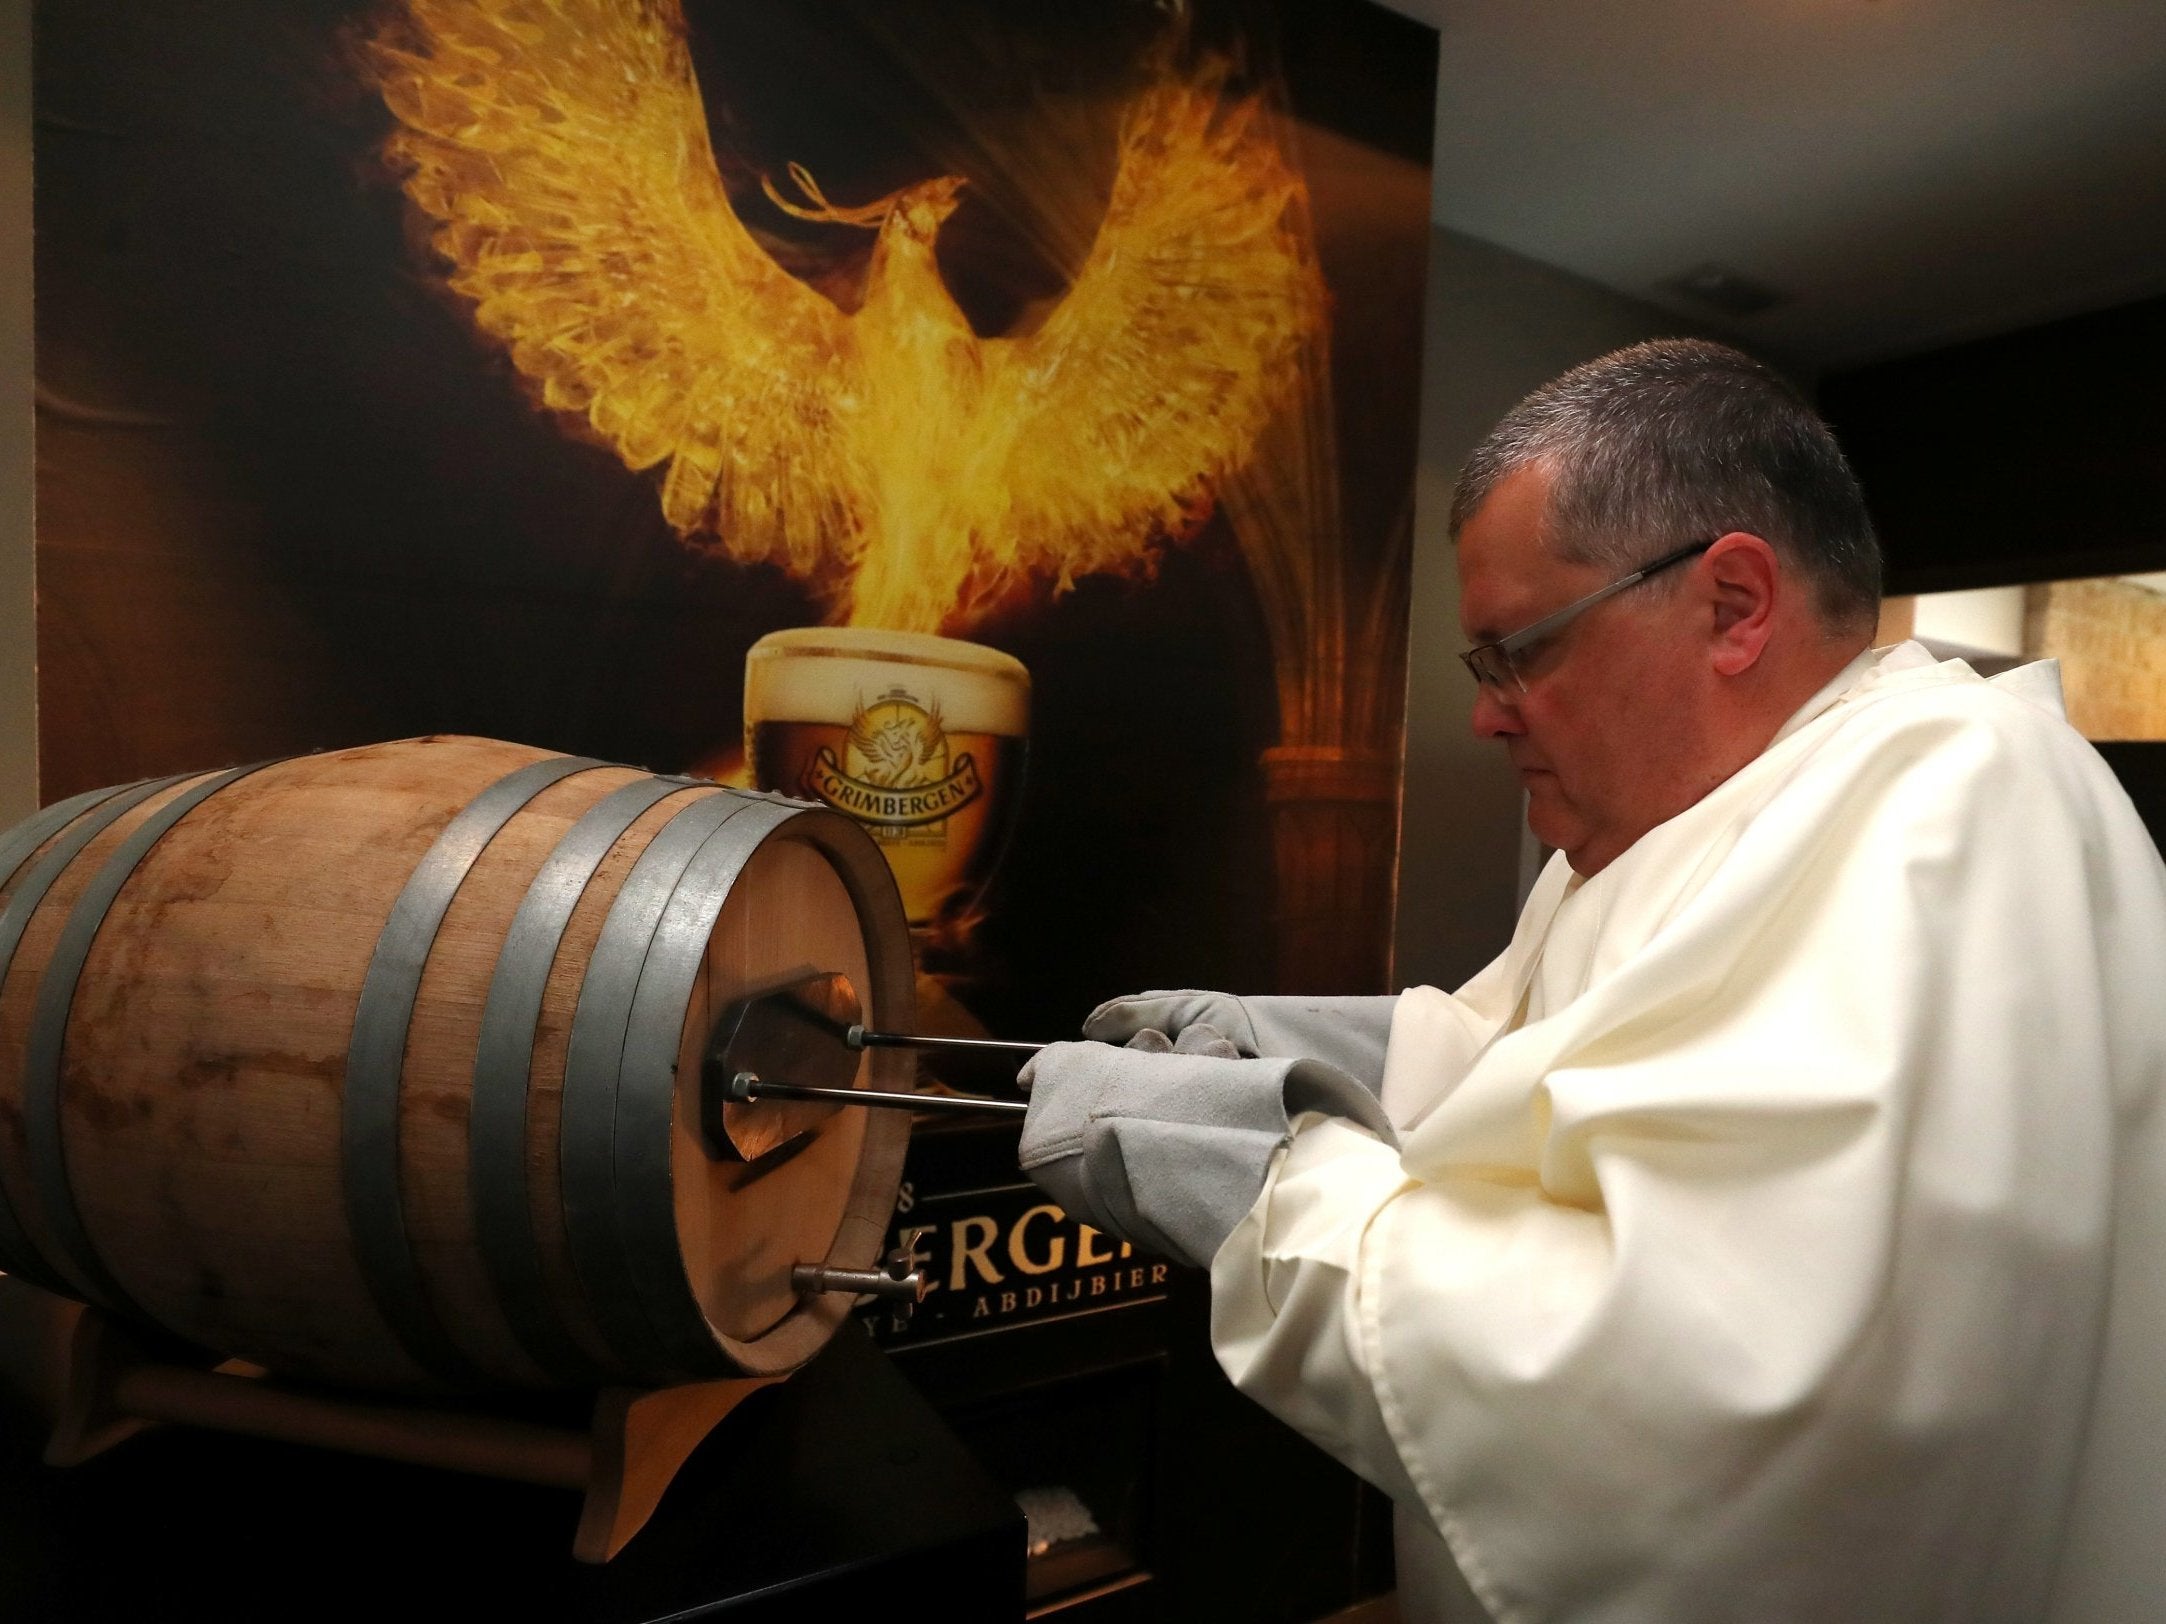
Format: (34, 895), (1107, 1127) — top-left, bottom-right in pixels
(1448, 339), (1882, 632)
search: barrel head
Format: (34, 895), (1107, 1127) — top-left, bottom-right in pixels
(702, 972), (864, 1163)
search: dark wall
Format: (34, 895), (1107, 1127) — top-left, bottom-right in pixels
(2099, 742), (2166, 857)
(1822, 297), (2166, 596)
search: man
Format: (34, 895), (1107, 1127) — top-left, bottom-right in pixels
(1017, 340), (2166, 1622)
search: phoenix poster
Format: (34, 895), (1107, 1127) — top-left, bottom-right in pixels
(33, 0), (1436, 1048)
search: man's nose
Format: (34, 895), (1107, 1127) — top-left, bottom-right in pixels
(1471, 682), (1525, 740)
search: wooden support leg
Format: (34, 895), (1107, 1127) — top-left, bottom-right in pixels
(576, 1373), (786, 1562)
(0, 1274), (89, 1426)
(44, 1305), (791, 1564)
(44, 1303), (175, 1468)
(46, 1308), (592, 1485)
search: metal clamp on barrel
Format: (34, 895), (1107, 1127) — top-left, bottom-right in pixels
(790, 1247), (923, 1306)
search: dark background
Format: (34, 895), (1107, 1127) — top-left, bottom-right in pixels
(1822, 294), (2166, 597)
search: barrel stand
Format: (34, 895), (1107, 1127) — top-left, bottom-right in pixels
(41, 1302), (782, 1561)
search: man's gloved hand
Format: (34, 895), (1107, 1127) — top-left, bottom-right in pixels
(1017, 1023), (1398, 1269)
(1081, 990), (1399, 1094)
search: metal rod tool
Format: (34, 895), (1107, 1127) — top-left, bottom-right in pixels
(843, 1026), (1045, 1057)
(701, 971), (1037, 1162)
(727, 1071), (1027, 1119)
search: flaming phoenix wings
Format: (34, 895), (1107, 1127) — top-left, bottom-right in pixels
(370, 0), (1327, 633)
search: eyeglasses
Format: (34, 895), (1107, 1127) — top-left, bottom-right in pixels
(1458, 538), (1717, 693)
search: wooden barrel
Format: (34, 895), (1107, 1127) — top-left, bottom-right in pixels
(0, 736), (913, 1393)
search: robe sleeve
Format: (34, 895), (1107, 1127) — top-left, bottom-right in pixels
(1208, 683), (2163, 1624)
(1210, 1116), (1425, 1505)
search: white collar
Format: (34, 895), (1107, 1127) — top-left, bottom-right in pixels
(1764, 641), (1910, 750)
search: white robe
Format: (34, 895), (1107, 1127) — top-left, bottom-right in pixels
(1210, 644), (2166, 1623)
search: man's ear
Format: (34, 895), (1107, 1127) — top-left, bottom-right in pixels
(1704, 532), (1778, 676)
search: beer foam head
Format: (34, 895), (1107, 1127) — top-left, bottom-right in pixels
(746, 627), (1030, 736)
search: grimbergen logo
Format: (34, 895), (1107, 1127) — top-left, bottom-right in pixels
(802, 688), (983, 832)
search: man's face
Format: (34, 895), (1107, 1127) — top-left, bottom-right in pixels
(1455, 462), (1712, 876)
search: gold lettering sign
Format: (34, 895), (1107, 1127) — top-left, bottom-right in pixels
(948, 1213), (1005, 1291)
(866, 1180), (1172, 1346)
(1008, 1203), (1067, 1276)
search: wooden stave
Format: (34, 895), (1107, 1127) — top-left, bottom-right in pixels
(0, 771), (209, 1301)
(462, 771), (703, 1388)
(0, 774), (166, 1289)
(22, 762), (282, 1324)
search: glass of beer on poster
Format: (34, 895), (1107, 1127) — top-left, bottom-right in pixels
(745, 628), (1029, 950)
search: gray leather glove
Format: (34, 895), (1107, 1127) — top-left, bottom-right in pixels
(1017, 1023), (1398, 1269)
(1082, 989), (1400, 1095)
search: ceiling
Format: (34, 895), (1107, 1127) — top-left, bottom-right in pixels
(1375, 0), (2166, 371)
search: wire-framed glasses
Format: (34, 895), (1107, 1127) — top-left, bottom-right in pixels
(1458, 538), (1717, 693)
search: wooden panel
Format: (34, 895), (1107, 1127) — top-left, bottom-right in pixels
(2024, 578), (2166, 740)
